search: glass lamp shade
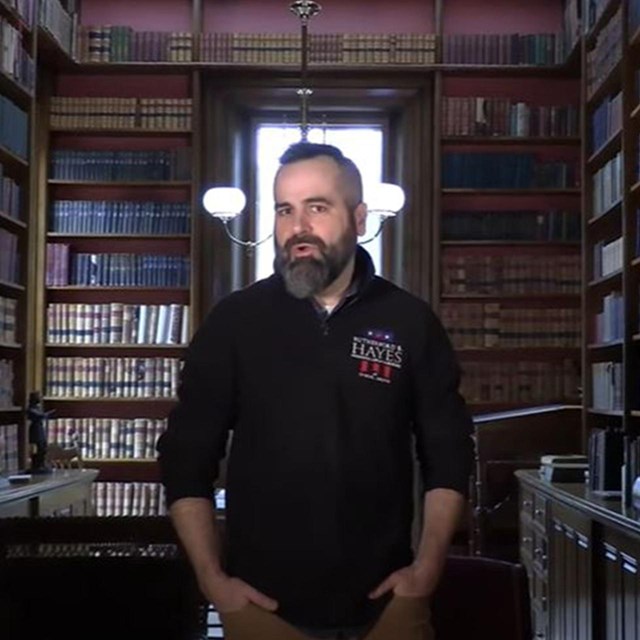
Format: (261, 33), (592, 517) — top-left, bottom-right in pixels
(365, 182), (406, 219)
(202, 187), (247, 222)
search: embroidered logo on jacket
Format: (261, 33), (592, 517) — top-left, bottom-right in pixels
(351, 330), (403, 384)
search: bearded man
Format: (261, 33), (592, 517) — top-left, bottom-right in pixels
(157, 142), (473, 640)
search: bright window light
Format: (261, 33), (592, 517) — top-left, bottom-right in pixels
(255, 124), (384, 283)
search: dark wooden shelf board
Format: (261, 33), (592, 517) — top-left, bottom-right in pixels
(630, 410), (640, 418)
(0, 342), (22, 350)
(0, 211), (26, 230)
(0, 68), (33, 108)
(0, 406), (22, 413)
(587, 130), (622, 168)
(37, 25), (75, 71)
(631, 102), (640, 120)
(587, 340), (624, 350)
(631, 256), (640, 268)
(43, 397), (178, 403)
(50, 127), (193, 136)
(46, 286), (190, 292)
(587, 409), (623, 417)
(587, 269), (623, 288)
(632, 333), (640, 342)
(441, 136), (580, 146)
(441, 240), (580, 247)
(47, 233), (190, 240)
(442, 188), (580, 196)
(48, 180), (192, 188)
(45, 343), (187, 349)
(585, 0), (622, 48)
(441, 293), (580, 301)
(0, 279), (25, 293)
(587, 200), (622, 225)
(456, 347), (579, 357)
(631, 180), (640, 195)
(68, 60), (580, 77)
(0, 143), (28, 173)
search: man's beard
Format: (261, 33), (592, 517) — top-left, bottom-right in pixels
(274, 226), (357, 300)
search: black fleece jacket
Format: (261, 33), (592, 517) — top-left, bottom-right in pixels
(157, 248), (473, 630)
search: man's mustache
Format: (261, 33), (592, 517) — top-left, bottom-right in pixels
(284, 235), (327, 253)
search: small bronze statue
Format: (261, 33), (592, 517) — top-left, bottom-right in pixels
(27, 391), (55, 474)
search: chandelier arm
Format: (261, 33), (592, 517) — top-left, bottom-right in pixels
(222, 220), (274, 249)
(358, 218), (387, 245)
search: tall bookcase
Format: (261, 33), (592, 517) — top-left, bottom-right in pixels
(582, 0), (640, 507)
(0, 0), (36, 477)
(432, 0), (583, 414)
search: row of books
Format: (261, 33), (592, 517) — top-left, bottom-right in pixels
(0, 95), (28, 160)
(441, 303), (581, 349)
(441, 210), (580, 242)
(591, 91), (622, 154)
(441, 253), (581, 295)
(0, 359), (14, 408)
(50, 149), (191, 181)
(589, 427), (623, 494)
(0, 295), (17, 343)
(50, 96), (193, 131)
(0, 423), (19, 476)
(593, 236), (623, 279)
(0, 18), (35, 92)
(592, 361), (623, 411)
(631, 0), (640, 36)
(2, 0), (36, 27)
(563, 0), (581, 53)
(46, 302), (190, 346)
(48, 417), (167, 460)
(46, 245), (190, 288)
(586, 0), (613, 32)
(460, 359), (580, 404)
(0, 163), (21, 219)
(75, 27), (577, 67)
(586, 6), (622, 99)
(45, 356), (181, 398)
(625, 435), (640, 502)
(39, 0), (75, 55)
(592, 152), (622, 218)
(442, 153), (578, 189)
(77, 28), (439, 65)
(441, 33), (569, 66)
(92, 482), (167, 518)
(0, 228), (19, 283)
(50, 200), (190, 235)
(441, 97), (579, 138)
(594, 291), (624, 344)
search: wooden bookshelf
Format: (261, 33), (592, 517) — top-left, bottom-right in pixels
(0, 0), (36, 477)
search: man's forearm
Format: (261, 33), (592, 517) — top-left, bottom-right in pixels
(169, 497), (225, 582)
(413, 488), (465, 575)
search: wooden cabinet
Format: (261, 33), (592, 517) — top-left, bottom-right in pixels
(517, 469), (640, 640)
(0, 469), (97, 518)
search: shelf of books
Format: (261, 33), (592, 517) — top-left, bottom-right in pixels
(0, 0), (36, 478)
(434, 0), (583, 415)
(581, 0), (632, 504)
(40, 72), (198, 513)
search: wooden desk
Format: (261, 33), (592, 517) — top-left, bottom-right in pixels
(517, 469), (640, 640)
(0, 469), (98, 518)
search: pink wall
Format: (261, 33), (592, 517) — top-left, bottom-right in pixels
(80, 0), (192, 31)
(442, 0), (562, 34)
(203, 0), (434, 34)
(55, 75), (190, 97)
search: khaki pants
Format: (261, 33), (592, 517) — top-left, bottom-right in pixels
(220, 595), (434, 640)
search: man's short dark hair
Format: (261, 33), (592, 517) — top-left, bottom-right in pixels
(278, 141), (363, 211)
